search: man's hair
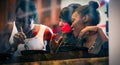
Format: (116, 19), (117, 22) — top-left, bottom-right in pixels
(15, 0), (36, 13)
(15, 0), (39, 23)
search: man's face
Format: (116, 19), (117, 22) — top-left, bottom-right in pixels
(16, 8), (32, 34)
(71, 12), (85, 37)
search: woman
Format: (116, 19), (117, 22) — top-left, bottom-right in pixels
(50, 3), (81, 53)
(71, 1), (108, 56)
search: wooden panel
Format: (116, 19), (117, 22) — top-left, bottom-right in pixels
(1, 57), (108, 65)
(0, 0), (16, 32)
(51, 0), (61, 25)
(0, 0), (7, 32)
(35, 0), (44, 23)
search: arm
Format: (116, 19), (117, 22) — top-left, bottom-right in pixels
(0, 22), (26, 54)
(78, 26), (108, 55)
(97, 28), (108, 56)
(97, 27), (108, 43)
(78, 26), (108, 43)
(50, 34), (63, 53)
(0, 22), (13, 53)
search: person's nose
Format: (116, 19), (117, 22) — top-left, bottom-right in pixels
(59, 21), (64, 27)
(71, 25), (74, 31)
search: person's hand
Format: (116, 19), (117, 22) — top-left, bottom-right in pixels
(10, 32), (26, 52)
(78, 26), (98, 39)
(13, 32), (26, 45)
(50, 34), (63, 45)
(50, 34), (63, 53)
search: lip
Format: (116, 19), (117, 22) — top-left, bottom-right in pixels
(71, 26), (75, 31)
(71, 26), (73, 30)
(72, 28), (74, 31)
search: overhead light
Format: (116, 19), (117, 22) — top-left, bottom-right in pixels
(105, 0), (109, 3)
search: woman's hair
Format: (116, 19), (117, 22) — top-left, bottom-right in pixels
(76, 1), (100, 25)
(59, 3), (81, 25)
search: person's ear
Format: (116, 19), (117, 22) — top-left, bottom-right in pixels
(82, 15), (89, 24)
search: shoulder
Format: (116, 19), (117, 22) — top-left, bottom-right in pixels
(2, 22), (14, 34)
(40, 24), (53, 40)
(44, 25), (53, 36)
(34, 24), (53, 34)
(6, 22), (14, 32)
(34, 24), (53, 40)
(44, 28), (53, 40)
(39, 24), (53, 34)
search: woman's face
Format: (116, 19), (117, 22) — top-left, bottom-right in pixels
(71, 11), (85, 37)
(59, 19), (65, 27)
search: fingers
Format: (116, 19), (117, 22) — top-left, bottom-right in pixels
(78, 28), (88, 39)
(78, 26), (98, 39)
(19, 32), (26, 40)
(13, 32), (26, 44)
(51, 34), (57, 40)
(78, 31), (89, 39)
(57, 36), (63, 44)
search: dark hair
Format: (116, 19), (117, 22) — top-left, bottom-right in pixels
(15, 0), (39, 23)
(15, 0), (36, 13)
(76, 1), (100, 25)
(59, 3), (81, 25)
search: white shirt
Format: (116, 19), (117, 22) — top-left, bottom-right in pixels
(9, 22), (53, 56)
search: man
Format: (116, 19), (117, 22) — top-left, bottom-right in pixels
(0, 0), (53, 56)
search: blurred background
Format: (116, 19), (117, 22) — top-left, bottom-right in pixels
(0, 0), (109, 35)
